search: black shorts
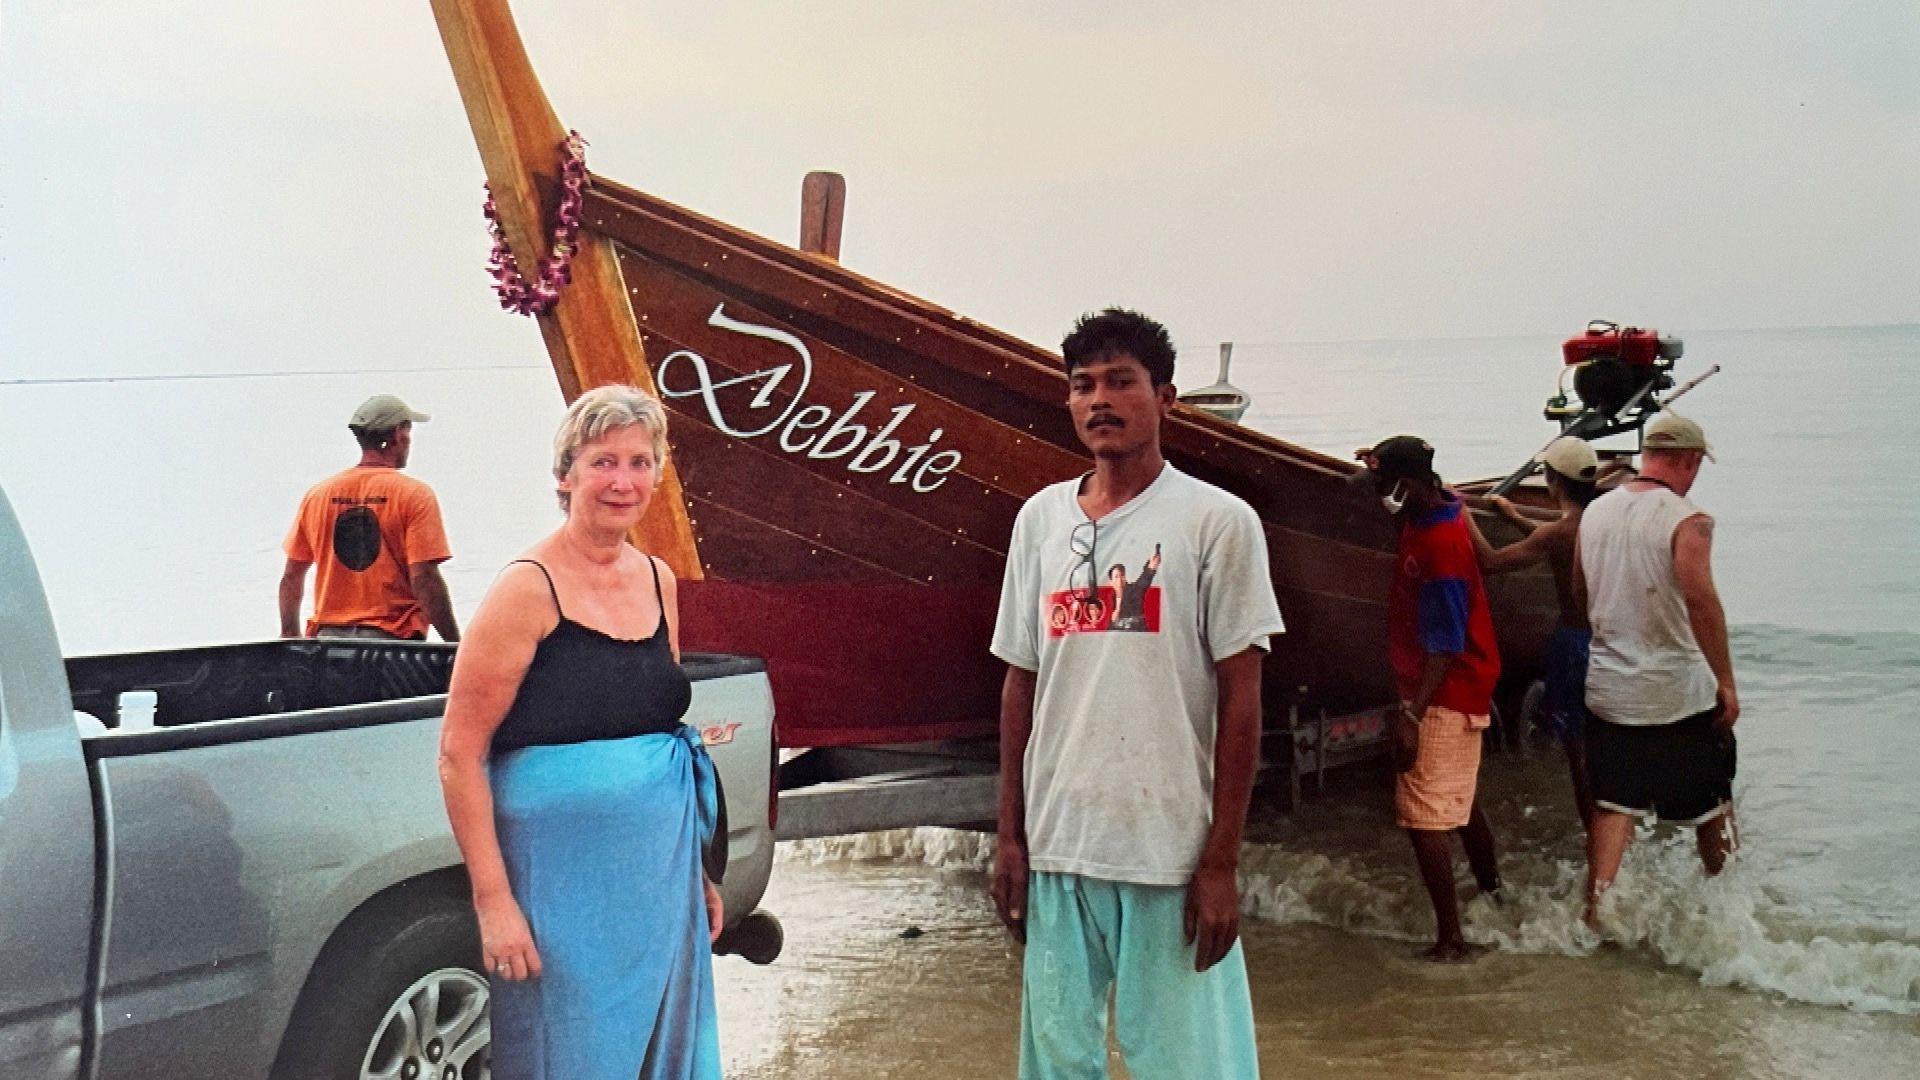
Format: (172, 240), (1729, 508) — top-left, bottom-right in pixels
(1585, 708), (1736, 825)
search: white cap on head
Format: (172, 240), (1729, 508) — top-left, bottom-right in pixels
(1643, 412), (1714, 462)
(1534, 436), (1599, 481)
(349, 394), (430, 432)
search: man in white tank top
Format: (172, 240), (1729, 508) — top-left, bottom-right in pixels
(1574, 414), (1740, 931)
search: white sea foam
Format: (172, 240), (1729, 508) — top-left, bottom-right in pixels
(1249, 831), (1920, 1015)
(785, 827), (997, 872)
(786, 825), (1920, 1016)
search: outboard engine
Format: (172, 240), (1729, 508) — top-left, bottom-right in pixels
(1487, 320), (1696, 495)
(1545, 320), (1683, 435)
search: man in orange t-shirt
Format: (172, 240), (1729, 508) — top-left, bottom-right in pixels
(279, 395), (459, 641)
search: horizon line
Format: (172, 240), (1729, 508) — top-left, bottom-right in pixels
(4, 321), (1914, 386)
(1194, 318), (1920, 351)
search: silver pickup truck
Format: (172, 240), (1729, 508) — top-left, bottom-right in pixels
(0, 484), (781, 1080)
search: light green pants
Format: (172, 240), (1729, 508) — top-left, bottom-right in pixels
(1020, 872), (1260, 1080)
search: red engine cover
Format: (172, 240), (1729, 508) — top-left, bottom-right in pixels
(1563, 324), (1662, 367)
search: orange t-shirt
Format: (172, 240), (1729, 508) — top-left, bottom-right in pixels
(284, 466), (453, 638)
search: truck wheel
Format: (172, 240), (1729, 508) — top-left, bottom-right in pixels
(274, 905), (490, 1080)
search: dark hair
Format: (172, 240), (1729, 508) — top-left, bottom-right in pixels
(1061, 308), (1176, 387)
(1546, 469), (1600, 507)
(351, 425), (396, 452)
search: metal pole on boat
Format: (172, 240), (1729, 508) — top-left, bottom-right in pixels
(1658, 364), (1722, 408)
(1487, 363), (1724, 496)
(427, 0), (704, 578)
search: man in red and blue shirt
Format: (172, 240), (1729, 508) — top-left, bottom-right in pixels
(1357, 435), (1504, 962)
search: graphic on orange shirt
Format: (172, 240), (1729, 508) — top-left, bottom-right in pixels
(331, 497), (390, 571)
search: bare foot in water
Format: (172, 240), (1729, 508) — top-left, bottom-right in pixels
(1418, 940), (1488, 964)
(1584, 895), (1611, 936)
(1580, 904), (1627, 951)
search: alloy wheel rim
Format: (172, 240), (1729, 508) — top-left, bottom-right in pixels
(360, 966), (490, 1080)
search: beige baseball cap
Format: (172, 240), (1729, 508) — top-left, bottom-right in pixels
(1534, 436), (1599, 481)
(349, 394), (430, 432)
(1643, 412), (1714, 461)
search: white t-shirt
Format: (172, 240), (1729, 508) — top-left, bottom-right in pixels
(1581, 484), (1721, 726)
(991, 464), (1285, 885)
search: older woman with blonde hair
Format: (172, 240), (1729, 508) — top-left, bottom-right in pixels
(438, 384), (722, 1079)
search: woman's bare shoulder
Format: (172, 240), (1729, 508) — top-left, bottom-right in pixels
(645, 550), (679, 580)
(478, 544), (565, 628)
(633, 550), (679, 600)
(491, 559), (553, 597)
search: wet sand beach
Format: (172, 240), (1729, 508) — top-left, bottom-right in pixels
(716, 736), (1920, 1077)
(715, 618), (1920, 1077)
(715, 858), (1918, 1078)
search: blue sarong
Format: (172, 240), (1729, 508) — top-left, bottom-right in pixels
(488, 725), (721, 1080)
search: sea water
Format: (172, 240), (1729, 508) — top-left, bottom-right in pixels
(4, 323), (1916, 1075)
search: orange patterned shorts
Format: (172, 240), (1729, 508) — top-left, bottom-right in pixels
(1395, 706), (1490, 830)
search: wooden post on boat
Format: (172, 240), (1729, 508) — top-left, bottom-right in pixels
(427, 0), (703, 579)
(799, 171), (846, 260)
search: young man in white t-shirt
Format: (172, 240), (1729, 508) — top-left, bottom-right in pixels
(991, 308), (1285, 1079)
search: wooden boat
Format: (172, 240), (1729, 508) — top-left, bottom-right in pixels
(429, 1), (1558, 749)
(1177, 344), (1253, 424)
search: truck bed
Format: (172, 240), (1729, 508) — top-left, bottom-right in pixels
(68, 638), (457, 729)
(68, 638), (762, 744)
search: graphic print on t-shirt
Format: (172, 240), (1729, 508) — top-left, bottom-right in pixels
(1046, 545), (1162, 637)
(330, 497), (388, 572)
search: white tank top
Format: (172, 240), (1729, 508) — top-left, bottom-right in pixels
(1579, 484), (1720, 725)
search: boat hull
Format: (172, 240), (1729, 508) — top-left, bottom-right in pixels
(583, 177), (1558, 747)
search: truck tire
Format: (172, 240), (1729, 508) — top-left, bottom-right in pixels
(273, 903), (490, 1080)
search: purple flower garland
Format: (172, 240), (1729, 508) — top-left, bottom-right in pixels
(482, 130), (589, 316)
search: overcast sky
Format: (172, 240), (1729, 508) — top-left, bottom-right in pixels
(2, 2), (1914, 381)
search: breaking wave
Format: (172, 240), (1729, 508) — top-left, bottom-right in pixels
(786, 826), (997, 872)
(784, 825), (1920, 1015)
(1237, 831), (1920, 1016)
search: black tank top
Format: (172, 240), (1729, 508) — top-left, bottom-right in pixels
(488, 558), (694, 757)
